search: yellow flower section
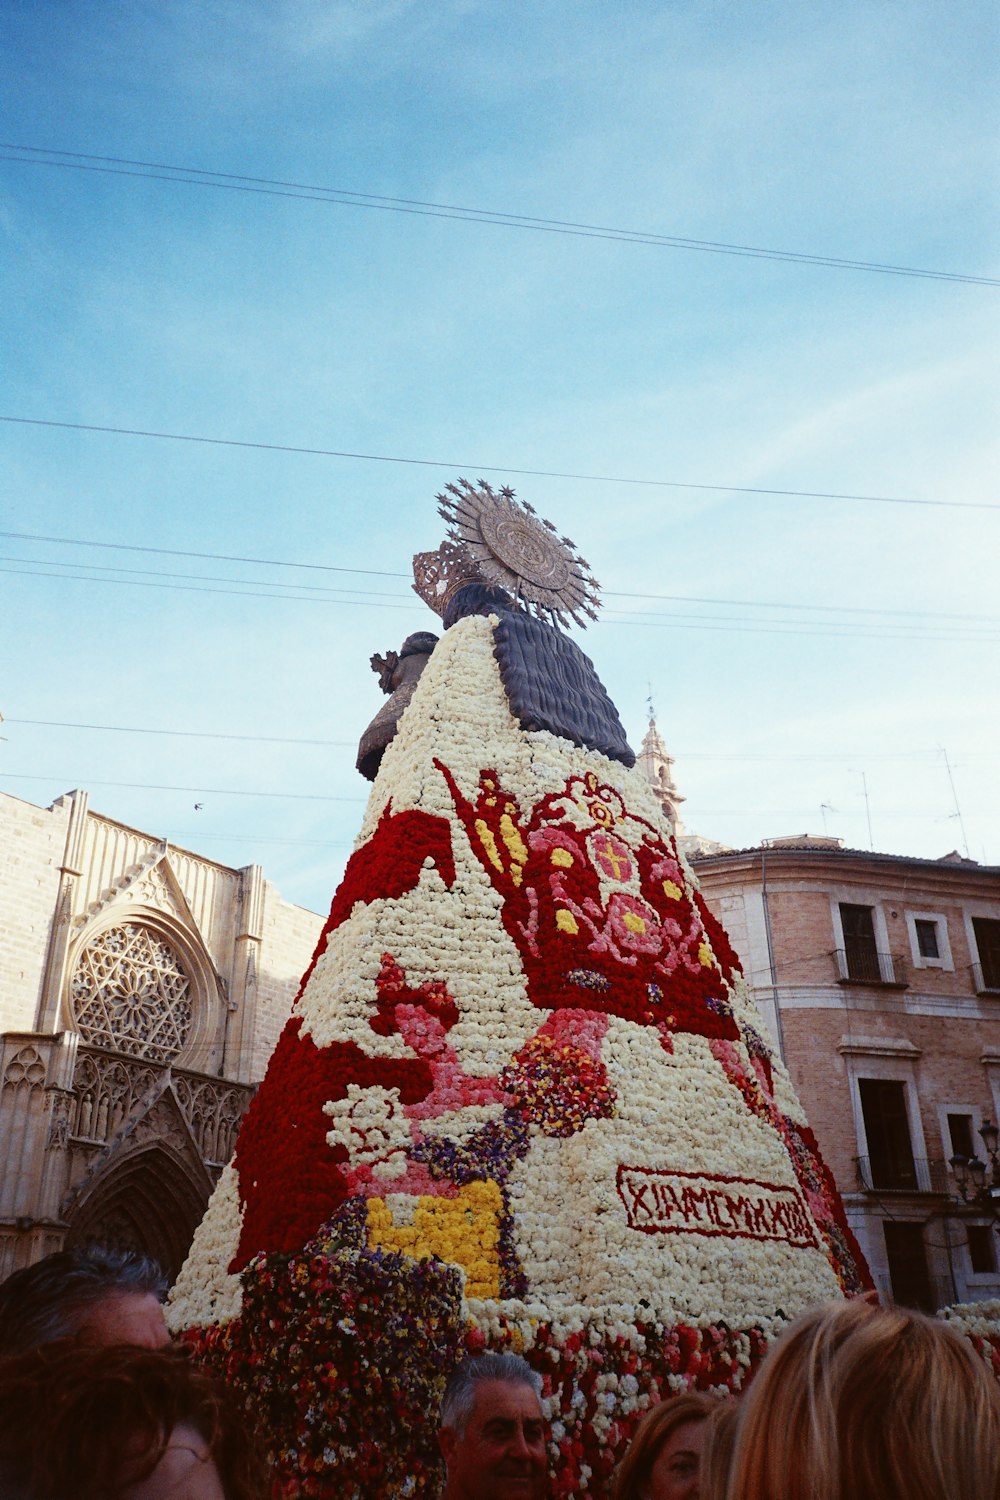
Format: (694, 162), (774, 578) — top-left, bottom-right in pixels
(366, 1180), (504, 1299)
(499, 811), (529, 886)
(475, 818), (505, 874)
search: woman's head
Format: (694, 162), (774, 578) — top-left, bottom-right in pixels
(0, 1341), (265, 1500)
(612, 1392), (714, 1500)
(698, 1399), (739, 1500)
(727, 1298), (1000, 1500)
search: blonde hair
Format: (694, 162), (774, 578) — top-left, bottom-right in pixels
(611, 1392), (714, 1500)
(699, 1398), (739, 1500)
(726, 1299), (1000, 1500)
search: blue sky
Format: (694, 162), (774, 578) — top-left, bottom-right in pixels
(3, 1), (999, 914)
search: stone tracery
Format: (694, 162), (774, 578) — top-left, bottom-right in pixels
(70, 923), (193, 1064)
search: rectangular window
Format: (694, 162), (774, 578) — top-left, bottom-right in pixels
(973, 917), (1000, 990)
(884, 1221), (934, 1310)
(840, 903), (879, 982)
(914, 919), (940, 959)
(948, 1113), (975, 1160)
(967, 1225), (998, 1276)
(859, 1078), (917, 1190)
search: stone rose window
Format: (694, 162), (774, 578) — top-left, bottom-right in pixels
(70, 923), (194, 1064)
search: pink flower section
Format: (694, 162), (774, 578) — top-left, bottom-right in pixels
(538, 1007), (610, 1060)
(604, 893), (665, 956)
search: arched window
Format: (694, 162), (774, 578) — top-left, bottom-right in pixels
(69, 923), (193, 1065)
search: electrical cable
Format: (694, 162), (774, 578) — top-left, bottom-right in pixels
(0, 565), (424, 613)
(5, 719), (356, 747)
(8, 554), (1000, 637)
(2, 529), (997, 623)
(3, 144), (996, 286)
(0, 773), (365, 802)
(0, 773), (980, 821)
(7, 721), (994, 765)
(0, 553), (414, 601)
(3, 415), (995, 510)
(6, 562), (996, 642)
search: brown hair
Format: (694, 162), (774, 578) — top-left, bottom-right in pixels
(0, 1341), (266, 1500)
(727, 1299), (1000, 1500)
(699, 1398), (739, 1500)
(611, 1392), (714, 1500)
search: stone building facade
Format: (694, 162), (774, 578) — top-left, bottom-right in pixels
(0, 788), (323, 1282)
(691, 836), (1000, 1311)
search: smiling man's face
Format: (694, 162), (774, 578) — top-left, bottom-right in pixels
(439, 1378), (547, 1500)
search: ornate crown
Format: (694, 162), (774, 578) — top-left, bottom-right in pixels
(411, 540), (486, 618)
(413, 478), (601, 630)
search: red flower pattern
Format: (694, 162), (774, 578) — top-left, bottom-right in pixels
(436, 762), (740, 1045)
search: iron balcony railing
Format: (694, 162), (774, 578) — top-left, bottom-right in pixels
(854, 1155), (949, 1195)
(972, 961), (1000, 996)
(834, 947), (908, 987)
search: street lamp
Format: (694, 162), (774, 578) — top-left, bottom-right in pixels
(951, 1119), (1000, 1220)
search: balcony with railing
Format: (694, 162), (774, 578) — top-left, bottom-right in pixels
(854, 1155), (949, 1195)
(972, 961), (1000, 997)
(835, 946), (908, 988)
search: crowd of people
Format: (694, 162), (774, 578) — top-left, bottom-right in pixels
(0, 1244), (998, 1498)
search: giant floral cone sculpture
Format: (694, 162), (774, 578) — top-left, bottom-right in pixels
(170, 484), (871, 1497)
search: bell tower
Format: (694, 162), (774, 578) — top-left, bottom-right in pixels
(637, 711), (686, 834)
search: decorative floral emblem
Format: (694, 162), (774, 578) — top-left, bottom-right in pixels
(437, 762), (739, 1046)
(324, 1085), (413, 1178)
(589, 830), (633, 884)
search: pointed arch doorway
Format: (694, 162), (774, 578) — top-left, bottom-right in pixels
(64, 1143), (211, 1285)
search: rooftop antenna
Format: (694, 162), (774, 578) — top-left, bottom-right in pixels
(850, 771), (874, 849)
(941, 747), (971, 858)
(820, 802), (835, 835)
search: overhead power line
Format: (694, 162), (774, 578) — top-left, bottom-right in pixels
(5, 719), (994, 764)
(4, 561), (996, 643)
(163, 830), (353, 848)
(0, 773), (364, 802)
(0, 774), (972, 822)
(0, 565), (423, 614)
(2, 553), (412, 602)
(7, 554), (1000, 637)
(3, 416), (995, 511)
(0, 530), (408, 580)
(4, 718), (356, 747)
(2, 144), (996, 287)
(2, 530), (997, 623)
(608, 586), (1000, 624)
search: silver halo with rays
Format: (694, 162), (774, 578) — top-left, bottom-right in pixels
(435, 477), (601, 629)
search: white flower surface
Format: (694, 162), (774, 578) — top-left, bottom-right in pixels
(324, 1084), (412, 1171)
(165, 1162), (244, 1330)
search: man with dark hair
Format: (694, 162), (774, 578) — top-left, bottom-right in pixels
(438, 1352), (548, 1500)
(0, 1245), (170, 1355)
